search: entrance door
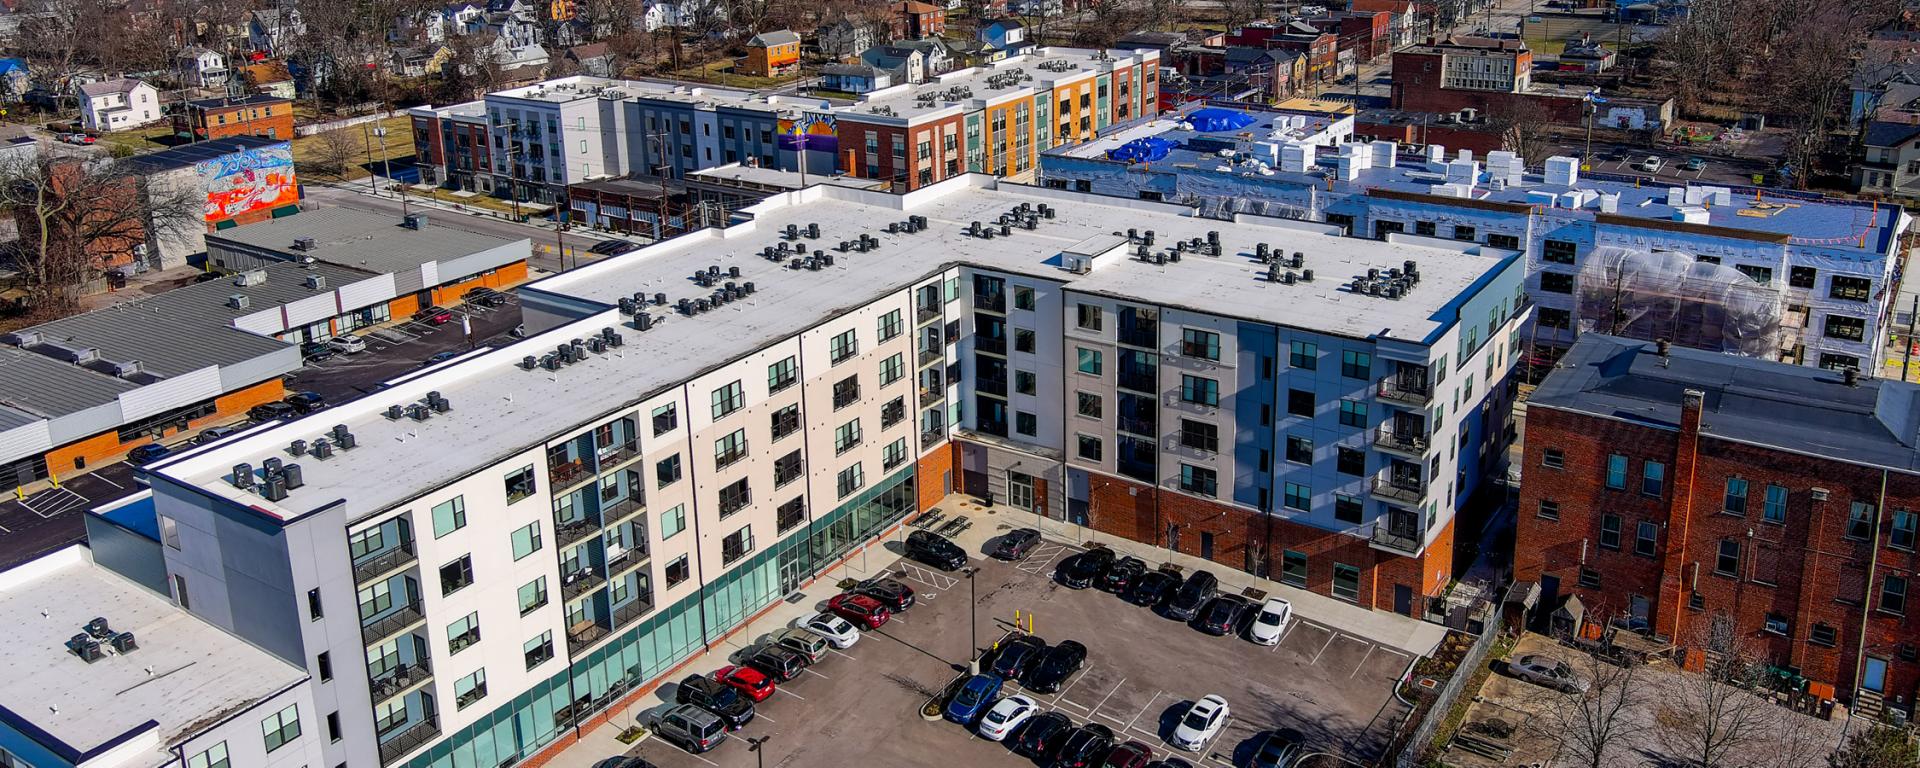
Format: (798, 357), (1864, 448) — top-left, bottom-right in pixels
(1864, 657), (1889, 693)
(1007, 471), (1035, 512)
(1199, 532), (1215, 561)
(1394, 583), (1413, 616)
(778, 549), (803, 595)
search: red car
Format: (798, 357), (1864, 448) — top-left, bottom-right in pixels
(826, 593), (892, 629)
(713, 665), (776, 702)
(1103, 741), (1154, 768)
(414, 306), (454, 324)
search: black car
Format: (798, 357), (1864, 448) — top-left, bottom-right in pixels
(1249, 729), (1304, 768)
(1057, 547), (1115, 589)
(745, 645), (811, 682)
(854, 577), (916, 611)
(1023, 640), (1088, 693)
(464, 286), (510, 307)
(906, 530), (968, 570)
(989, 634), (1048, 680)
(1013, 711), (1074, 760)
(1195, 594), (1250, 636)
(1165, 570), (1218, 621)
(300, 341), (335, 361)
(127, 444), (171, 466)
(1127, 570), (1178, 607)
(673, 674), (755, 730)
(991, 527), (1042, 560)
(1055, 722), (1116, 768)
(1100, 556), (1147, 593)
(248, 401), (297, 422)
(588, 238), (642, 255)
(1144, 760), (1194, 768)
(285, 391), (327, 414)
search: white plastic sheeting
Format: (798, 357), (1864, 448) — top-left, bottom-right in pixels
(1574, 246), (1784, 358)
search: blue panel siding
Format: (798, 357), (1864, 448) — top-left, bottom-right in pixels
(1233, 322), (1277, 510)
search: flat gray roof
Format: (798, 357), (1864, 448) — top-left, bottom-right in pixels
(206, 207), (524, 275)
(157, 175), (1510, 523)
(0, 547), (306, 765)
(0, 347), (140, 418)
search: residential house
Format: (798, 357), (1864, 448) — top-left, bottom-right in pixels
(891, 0), (946, 39)
(487, 1), (542, 48)
(1856, 120), (1920, 198)
(78, 78), (163, 132)
(172, 93), (295, 140)
(1851, 41), (1920, 128)
(1224, 46), (1304, 102)
(238, 60), (297, 99)
(248, 8), (304, 55)
(1227, 22), (1338, 82)
(1348, 0), (1425, 48)
(390, 44), (450, 77)
(564, 42), (617, 78)
(978, 18), (1031, 58)
(175, 46), (229, 90)
(1874, 81), (1920, 124)
(860, 42), (946, 85)
(743, 30), (802, 78)
(0, 58), (29, 102)
(1006, 0), (1062, 14)
(818, 19), (876, 59)
(820, 62), (891, 94)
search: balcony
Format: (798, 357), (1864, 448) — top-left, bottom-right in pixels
(974, 293), (1006, 313)
(1118, 370), (1157, 394)
(361, 602), (426, 646)
(1374, 425), (1429, 458)
(977, 335), (1007, 355)
(596, 440), (640, 469)
(922, 427), (946, 445)
(605, 545), (650, 577)
(353, 539), (418, 585)
(378, 717), (440, 766)
(977, 375), (1008, 397)
(549, 459), (593, 490)
(555, 516), (600, 547)
(919, 347), (944, 368)
(1370, 524), (1423, 555)
(1376, 375), (1432, 407)
(917, 305), (942, 325)
(1118, 327), (1157, 348)
(601, 494), (646, 525)
(613, 596), (655, 627)
(1370, 474), (1426, 505)
(567, 621), (610, 653)
(562, 568), (605, 601)
(370, 661), (433, 705)
(920, 385), (945, 408)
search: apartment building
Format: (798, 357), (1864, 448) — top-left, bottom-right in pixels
(1041, 133), (1912, 371)
(1515, 335), (1920, 717)
(172, 94), (296, 141)
(126, 174), (1521, 768)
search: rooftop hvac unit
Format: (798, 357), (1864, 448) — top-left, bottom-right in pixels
(311, 438), (334, 459)
(289, 439), (307, 457)
(387, 404), (407, 419)
(304, 274), (327, 290)
(519, 356), (538, 371)
(541, 354), (561, 371)
(262, 457), (283, 476)
(635, 313), (654, 331)
(234, 269), (267, 286)
(407, 404), (431, 421)
(228, 294), (251, 310)
(110, 631), (137, 654)
(587, 338), (607, 354)
(292, 237), (317, 251)
(67, 634), (102, 663)
(262, 475), (288, 501)
(618, 297), (637, 314)
(281, 463), (303, 489)
(86, 617), (112, 638)
(230, 463), (254, 489)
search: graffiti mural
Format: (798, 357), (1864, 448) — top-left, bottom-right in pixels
(777, 112), (839, 154)
(198, 142), (299, 222)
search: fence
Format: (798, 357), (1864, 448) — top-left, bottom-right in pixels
(1391, 611), (1507, 768)
(296, 110), (396, 137)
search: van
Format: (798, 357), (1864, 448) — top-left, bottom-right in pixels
(1165, 570), (1218, 621)
(655, 704), (728, 754)
(774, 628), (829, 663)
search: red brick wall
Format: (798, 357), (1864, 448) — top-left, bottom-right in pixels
(915, 441), (957, 511)
(837, 119), (907, 187)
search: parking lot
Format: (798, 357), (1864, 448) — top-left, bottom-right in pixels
(286, 293), (523, 404)
(0, 462), (138, 570)
(609, 526), (1415, 768)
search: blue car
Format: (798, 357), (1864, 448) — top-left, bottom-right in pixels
(943, 674), (1003, 725)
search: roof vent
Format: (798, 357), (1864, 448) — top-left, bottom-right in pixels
(304, 274), (327, 290)
(292, 237), (317, 251)
(228, 294), (251, 310)
(233, 269), (267, 286)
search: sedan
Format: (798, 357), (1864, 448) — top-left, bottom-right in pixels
(1170, 695), (1229, 751)
(977, 694), (1038, 741)
(1636, 155), (1664, 173)
(991, 527), (1043, 560)
(127, 444), (171, 466)
(64, 133), (96, 145)
(1023, 640), (1087, 694)
(989, 634), (1048, 680)
(1249, 729), (1304, 768)
(1101, 556), (1147, 593)
(1055, 723), (1116, 768)
(1195, 594), (1251, 636)
(1012, 711), (1074, 759)
(1510, 654), (1587, 693)
(300, 341), (335, 361)
(590, 758), (656, 768)
(1057, 547), (1115, 589)
(944, 673), (1003, 725)
(421, 351), (461, 367)
(247, 401), (297, 422)
(328, 334), (367, 354)
(1145, 760), (1195, 768)
(826, 593), (891, 629)
(285, 391), (326, 413)
(1105, 741), (1155, 768)
(414, 306), (454, 324)
(1246, 597), (1293, 646)
(800, 611), (861, 649)
(854, 576), (916, 612)
(1127, 570), (1178, 607)
(712, 665), (776, 702)
(1681, 156), (1706, 172)
(193, 424), (242, 445)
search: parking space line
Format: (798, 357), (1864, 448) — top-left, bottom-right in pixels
(1349, 644), (1378, 679)
(682, 749), (720, 767)
(1087, 676), (1128, 717)
(829, 649), (859, 661)
(1123, 690), (1163, 733)
(1309, 632), (1337, 665)
(777, 688), (806, 701)
(804, 668), (832, 680)
(756, 711), (777, 722)
(1051, 662), (1093, 703)
(1197, 715), (1234, 758)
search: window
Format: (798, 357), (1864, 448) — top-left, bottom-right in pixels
(772, 404), (801, 439)
(1414, 220), (1436, 236)
(1077, 391), (1102, 418)
(1642, 461), (1665, 497)
(715, 429), (748, 468)
(1763, 484), (1787, 523)
(768, 357), (798, 392)
(835, 419), (862, 453)
(1077, 347), (1103, 374)
(1278, 550), (1308, 587)
(1539, 273), (1574, 294)
(1287, 389), (1314, 418)
(1542, 448), (1564, 469)
(518, 577), (548, 614)
(1486, 233), (1520, 249)
(1883, 575), (1908, 615)
(316, 650), (332, 681)
(1788, 266), (1817, 289)
(837, 463), (865, 497)
(884, 437), (908, 470)
(718, 478), (751, 516)
(1735, 264), (1773, 284)
(1014, 286), (1035, 310)
(1332, 564), (1360, 601)
(1830, 275), (1872, 301)
(1334, 494), (1362, 523)
(1180, 375), (1219, 406)
(878, 309), (904, 341)
(1284, 482), (1310, 511)
(504, 465), (535, 504)
(652, 403), (678, 435)
(524, 631), (554, 669)
(1015, 411), (1038, 436)
(830, 329), (859, 363)
(1180, 419), (1219, 452)
(1336, 447), (1365, 476)
(1635, 522), (1658, 556)
(1820, 353), (1862, 372)
(1286, 435), (1312, 464)
(711, 380), (745, 419)
(1599, 514), (1621, 550)
(1289, 340), (1318, 369)
(1894, 510), (1917, 551)
(1077, 434), (1102, 461)
(1605, 454), (1627, 490)
(1452, 225), (1475, 241)
(1179, 464), (1217, 496)
(1538, 308), (1571, 329)
(1715, 539), (1740, 576)
(1337, 399), (1367, 428)
(455, 669), (488, 710)
(432, 496), (467, 537)
(1541, 239), (1577, 264)
(881, 354), (906, 386)
(1849, 501), (1875, 540)
(447, 611), (481, 653)
(656, 454), (682, 487)
(777, 497), (806, 532)
(510, 523), (541, 561)
(1015, 370), (1036, 395)
(1825, 314), (1866, 342)
(187, 743), (230, 768)
(1077, 304), (1103, 330)
(1579, 568), (1602, 589)
(660, 504), (686, 539)
(1810, 622), (1837, 647)
(1537, 499), (1560, 520)
(160, 514), (180, 548)
(261, 704), (301, 753)
(665, 555), (690, 586)
(441, 555), (474, 594)
(833, 376), (860, 409)
(1341, 350), (1372, 380)
(722, 525), (755, 564)
(1015, 328), (1036, 353)
(307, 588), (323, 620)
(1181, 329), (1220, 360)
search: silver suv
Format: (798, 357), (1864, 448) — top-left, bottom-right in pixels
(655, 704), (728, 754)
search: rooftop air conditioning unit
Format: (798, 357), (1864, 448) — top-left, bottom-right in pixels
(292, 237), (317, 251)
(228, 294), (251, 310)
(304, 274), (327, 290)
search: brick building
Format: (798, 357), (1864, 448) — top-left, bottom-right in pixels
(891, 0), (946, 39)
(1516, 336), (1920, 716)
(172, 94), (297, 141)
(1226, 23), (1339, 83)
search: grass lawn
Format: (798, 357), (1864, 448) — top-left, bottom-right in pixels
(291, 115), (415, 182)
(412, 187), (520, 215)
(96, 123), (181, 157)
(670, 59), (792, 90)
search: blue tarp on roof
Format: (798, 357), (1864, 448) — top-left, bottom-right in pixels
(1106, 136), (1176, 163)
(1187, 107), (1255, 132)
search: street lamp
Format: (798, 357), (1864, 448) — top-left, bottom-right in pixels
(746, 735), (772, 768)
(963, 566), (981, 675)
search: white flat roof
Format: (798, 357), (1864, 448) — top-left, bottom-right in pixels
(0, 547), (305, 766)
(154, 175), (1508, 525)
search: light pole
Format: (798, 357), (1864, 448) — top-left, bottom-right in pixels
(963, 566), (980, 675)
(746, 735), (772, 768)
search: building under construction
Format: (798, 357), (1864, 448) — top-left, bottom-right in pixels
(1574, 246), (1787, 360)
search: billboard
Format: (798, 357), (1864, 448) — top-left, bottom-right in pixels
(198, 142), (299, 222)
(777, 112), (840, 155)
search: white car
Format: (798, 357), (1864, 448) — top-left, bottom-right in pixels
(1171, 694), (1230, 751)
(976, 694), (1037, 741)
(1246, 597), (1293, 646)
(328, 334), (367, 354)
(1636, 156), (1663, 173)
(800, 611), (861, 649)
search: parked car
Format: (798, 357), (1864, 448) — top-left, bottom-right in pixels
(1636, 155), (1664, 173)
(745, 645), (811, 682)
(463, 286), (510, 306)
(655, 704), (728, 754)
(589, 238), (641, 255)
(1170, 695), (1229, 751)
(1249, 729), (1304, 768)
(977, 694), (1038, 741)
(127, 444), (171, 466)
(300, 341), (335, 361)
(1510, 654), (1587, 693)
(1101, 556), (1147, 593)
(328, 334), (367, 354)
(1055, 723), (1117, 768)
(420, 351), (460, 367)
(1127, 570), (1178, 607)
(1165, 570), (1218, 621)
(193, 424), (242, 445)
(1145, 760), (1195, 768)
(773, 628), (829, 663)
(826, 593), (891, 629)
(1246, 597), (1293, 646)
(988, 634), (1048, 680)
(1023, 639), (1088, 694)
(713, 664), (776, 702)
(413, 306), (454, 324)
(1105, 741), (1155, 768)
(1012, 711), (1074, 759)
(800, 611), (861, 649)
(285, 391), (326, 413)
(673, 673), (754, 730)
(991, 527), (1042, 560)
(1057, 547), (1115, 589)
(64, 133), (96, 145)
(1681, 156), (1706, 172)
(853, 576), (916, 611)
(1195, 594), (1251, 636)
(248, 401), (297, 422)
(906, 530), (968, 570)
(590, 758), (656, 768)
(944, 673), (1003, 725)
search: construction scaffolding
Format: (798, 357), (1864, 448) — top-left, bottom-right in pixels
(1574, 246), (1786, 358)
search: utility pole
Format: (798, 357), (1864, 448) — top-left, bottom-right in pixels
(641, 128), (672, 240)
(362, 121), (381, 196)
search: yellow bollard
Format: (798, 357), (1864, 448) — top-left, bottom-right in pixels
(48, 472), (58, 489)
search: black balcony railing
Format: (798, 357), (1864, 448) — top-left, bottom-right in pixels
(549, 459), (592, 489)
(1377, 374), (1432, 406)
(1118, 327), (1157, 348)
(567, 622), (610, 653)
(1370, 525), (1422, 555)
(919, 347), (944, 367)
(605, 546), (648, 576)
(922, 428), (945, 445)
(561, 569), (605, 601)
(974, 293), (1006, 313)
(596, 440), (640, 468)
(370, 660), (433, 704)
(360, 602), (425, 645)
(1118, 371), (1157, 393)
(1370, 475), (1425, 505)
(977, 375), (1008, 396)
(353, 540), (418, 584)
(601, 494), (646, 524)
(1375, 425), (1429, 455)
(555, 517), (600, 547)
(613, 597), (654, 627)
(378, 717), (440, 765)
(920, 386), (945, 408)
(917, 305), (942, 325)
(976, 336), (1007, 355)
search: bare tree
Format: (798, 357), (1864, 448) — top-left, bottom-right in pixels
(308, 129), (363, 179)
(1829, 725), (1919, 768)
(1526, 648), (1647, 768)
(1487, 96), (1556, 165)
(0, 154), (199, 319)
(1653, 616), (1776, 768)
(1216, 0), (1264, 33)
